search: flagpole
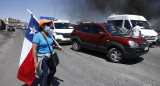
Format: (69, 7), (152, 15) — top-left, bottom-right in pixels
(27, 9), (39, 23)
(26, 9), (62, 49)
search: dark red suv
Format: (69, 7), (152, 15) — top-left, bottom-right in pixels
(71, 23), (149, 63)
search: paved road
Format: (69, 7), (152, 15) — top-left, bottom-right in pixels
(0, 29), (160, 86)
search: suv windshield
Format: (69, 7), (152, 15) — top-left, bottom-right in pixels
(54, 23), (73, 29)
(131, 20), (151, 29)
(103, 25), (126, 36)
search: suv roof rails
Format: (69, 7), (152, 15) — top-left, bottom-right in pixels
(77, 21), (94, 24)
(101, 22), (107, 24)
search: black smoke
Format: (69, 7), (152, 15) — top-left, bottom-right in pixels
(88, 0), (160, 24)
(58, 0), (160, 25)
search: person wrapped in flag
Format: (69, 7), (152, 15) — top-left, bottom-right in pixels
(17, 13), (62, 86)
(32, 19), (63, 86)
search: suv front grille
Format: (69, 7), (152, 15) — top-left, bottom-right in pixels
(140, 42), (148, 47)
(144, 36), (156, 40)
(62, 33), (71, 38)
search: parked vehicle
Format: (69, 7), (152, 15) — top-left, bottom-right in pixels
(49, 20), (74, 43)
(7, 26), (15, 31)
(0, 19), (6, 30)
(21, 26), (27, 30)
(17, 25), (22, 29)
(0, 20), (1, 30)
(71, 23), (149, 63)
(71, 24), (77, 28)
(107, 14), (158, 44)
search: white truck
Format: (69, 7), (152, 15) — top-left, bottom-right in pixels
(107, 14), (158, 44)
(49, 20), (74, 43)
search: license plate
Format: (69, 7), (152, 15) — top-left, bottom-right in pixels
(144, 47), (149, 51)
(66, 38), (70, 40)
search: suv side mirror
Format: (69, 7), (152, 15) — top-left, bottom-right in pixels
(99, 32), (106, 36)
(50, 26), (54, 29)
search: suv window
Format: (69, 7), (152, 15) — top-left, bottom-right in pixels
(103, 25), (125, 36)
(91, 25), (105, 35)
(80, 25), (92, 33)
(107, 20), (123, 27)
(91, 26), (101, 35)
(77, 26), (82, 32)
(124, 20), (131, 29)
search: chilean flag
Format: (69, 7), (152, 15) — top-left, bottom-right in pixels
(17, 14), (39, 85)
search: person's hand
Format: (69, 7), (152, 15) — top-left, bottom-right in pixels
(58, 47), (64, 51)
(58, 47), (64, 52)
(34, 62), (39, 69)
(53, 45), (59, 49)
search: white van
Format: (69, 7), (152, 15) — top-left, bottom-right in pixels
(49, 20), (74, 43)
(107, 14), (158, 44)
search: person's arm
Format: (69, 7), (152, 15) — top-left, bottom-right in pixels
(128, 30), (131, 35)
(32, 43), (39, 69)
(128, 27), (133, 36)
(53, 44), (64, 50)
(139, 27), (141, 37)
(139, 31), (141, 37)
(52, 38), (63, 51)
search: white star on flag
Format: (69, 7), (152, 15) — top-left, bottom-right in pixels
(29, 26), (37, 34)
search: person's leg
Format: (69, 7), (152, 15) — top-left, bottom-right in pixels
(48, 59), (57, 84)
(49, 67), (56, 79)
(41, 59), (49, 86)
(48, 67), (56, 86)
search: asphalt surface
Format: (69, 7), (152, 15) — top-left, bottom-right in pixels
(0, 29), (160, 86)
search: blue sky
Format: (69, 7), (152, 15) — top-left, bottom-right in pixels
(1, 0), (159, 25)
(0, 0), (70, 22)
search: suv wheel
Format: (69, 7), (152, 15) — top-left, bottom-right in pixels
(108, 48), (124, 63)
(72, 41), (81, 51)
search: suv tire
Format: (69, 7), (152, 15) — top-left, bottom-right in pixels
(72, 40), (81, 51)
(108, 48), (124, 63)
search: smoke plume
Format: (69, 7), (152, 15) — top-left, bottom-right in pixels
(60, 0), (160, 25)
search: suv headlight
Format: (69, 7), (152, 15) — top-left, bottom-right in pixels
(128, 41), (139, 48)
(55, 32), (62, 35)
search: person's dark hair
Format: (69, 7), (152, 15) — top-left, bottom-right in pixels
(132, 22), (136, 27)
(39, 26), (43, 31)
